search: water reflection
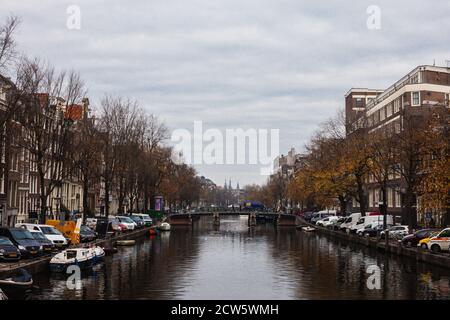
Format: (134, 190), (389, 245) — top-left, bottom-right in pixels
(28, 215), (450, 300)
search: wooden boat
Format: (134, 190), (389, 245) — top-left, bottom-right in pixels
(158, 222), (171, 231)
(0, 268), (33, 296)
(116, 240), (135, 246)
(49, 248), (95, 273)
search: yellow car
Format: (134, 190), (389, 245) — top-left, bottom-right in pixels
(418, 231), (439, 249)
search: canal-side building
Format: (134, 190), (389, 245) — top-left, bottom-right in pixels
(0, 75), (90, 226)
(345, 65), (450, 226)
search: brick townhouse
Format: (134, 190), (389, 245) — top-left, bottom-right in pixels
(345, 65), (450, 226)
(0, 76), (88, 226)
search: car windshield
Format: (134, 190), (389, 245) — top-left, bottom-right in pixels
(40, 226), (61, 235)
(120, 217), (134, 223)
(0, 237), (14, 245)
(11, 229), (35, 240)
(80, 226), (92, 232)
(31, 232), (47, 241)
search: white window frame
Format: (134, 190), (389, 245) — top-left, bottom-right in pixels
(411, 91), (421, 106)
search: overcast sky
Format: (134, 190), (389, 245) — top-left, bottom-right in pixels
(1, 0), (449, 186)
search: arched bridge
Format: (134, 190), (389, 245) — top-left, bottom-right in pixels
(167, 211), (297, 227)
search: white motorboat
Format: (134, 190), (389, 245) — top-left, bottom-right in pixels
(158, 222), (171, 231)
(302, 226), (316, 232)
(49, 248), (96, 273)
(88, 246), (105, 263)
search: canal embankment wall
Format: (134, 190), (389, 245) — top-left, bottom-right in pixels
(298, 218), (450, 269)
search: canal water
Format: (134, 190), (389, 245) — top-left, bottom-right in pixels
(29, 215), (450, 300)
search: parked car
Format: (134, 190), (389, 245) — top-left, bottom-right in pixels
(362, 224), (389, 237)
(80, 225), (97, 243)
(29, 230), (55, 254)
(0, 228), (41, 258)
(418, 231), (439, 250)
(132, 213), (153, 227)
(328, 217), (347, 230)
(357, 223), (374, 237)
(95, 219), (114, 237)
(380, 225), (409, 240)
(317, 216), (340, 227)
(0, 236), (21, 262)
(303, 212), (316, 222)
(129, 215), (145, 228)
(311, 211), (336, 224)
(16, 223), (68, 248)
(107, 218), (124, 233)
(401, 229), (436, 247)
(428, 228), (450, 253)
(115, 216), (137, 231)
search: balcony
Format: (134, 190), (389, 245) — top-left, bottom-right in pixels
(366, 66), (425, 112)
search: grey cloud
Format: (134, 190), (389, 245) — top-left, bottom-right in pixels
(1, 0), (449, 185)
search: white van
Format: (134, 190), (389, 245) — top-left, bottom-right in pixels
(339, 213), (362, 233)
(16, 223), (68, 248)
(350, 215), (393, 234)
(428, 228), (450, 253)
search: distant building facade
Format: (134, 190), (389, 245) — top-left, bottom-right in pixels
(345, 65), (450, 226)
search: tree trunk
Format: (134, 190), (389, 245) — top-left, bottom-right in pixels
(338, 195), (347, 216)
(356, 174), (366, 216)
(104, 176), (110, 217)
(82, 178), (90, 221)
(381, 185), (388, 229)
(405, 188), (417, 231)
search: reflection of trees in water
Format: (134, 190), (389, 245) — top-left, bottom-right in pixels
(264, 230), (450, 299)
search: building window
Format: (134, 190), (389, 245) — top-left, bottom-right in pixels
(393, 98), (400, 113)
(380, 107), (386, 121)
(387, 188), (393, 208)
(355, 98), (363, 108)
(386, 103), (393, 117)
(395, 190), (401, 208)
(411, 92), (420, 106)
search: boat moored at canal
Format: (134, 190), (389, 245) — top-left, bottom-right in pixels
(158, 222), (171, 231)
(0, 268), (33, 297)
(49, 248), (96, 273)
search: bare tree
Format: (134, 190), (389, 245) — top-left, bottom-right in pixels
(17, 58), (86, 223)
(0, 15), (20, 71)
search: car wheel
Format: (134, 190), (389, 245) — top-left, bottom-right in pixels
(420, 243), (428, 250)
(407, 241), (412, 247)
(431, 244), (441, 253)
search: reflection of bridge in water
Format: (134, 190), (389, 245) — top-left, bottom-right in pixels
(168, 212), (297, 227)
